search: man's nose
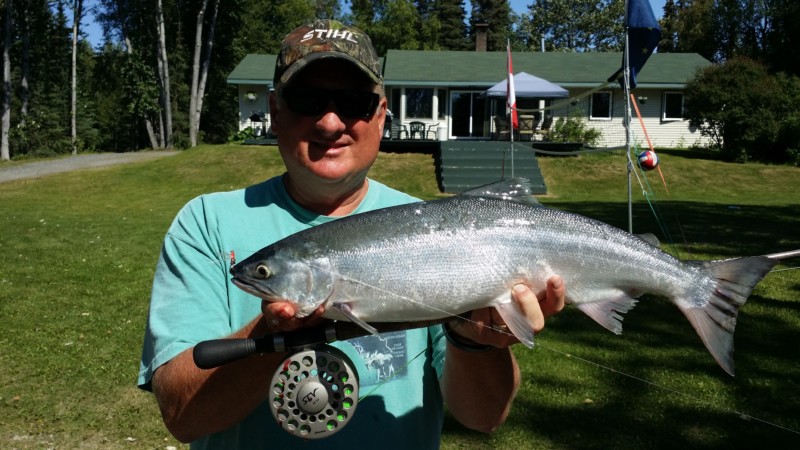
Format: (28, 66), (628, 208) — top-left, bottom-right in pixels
(316, 103), (347, 135)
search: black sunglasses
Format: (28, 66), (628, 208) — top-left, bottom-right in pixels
(281, 87), (380, 119)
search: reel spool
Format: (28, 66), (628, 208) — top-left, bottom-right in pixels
(269, 345), (359, 439)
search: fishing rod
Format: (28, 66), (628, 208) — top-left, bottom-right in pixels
(193, 318), (450, 439)
(193, 318), (449, 370)
(765, 249), (800, 260)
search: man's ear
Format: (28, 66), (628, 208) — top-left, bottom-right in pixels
(375, 96), (388, 128)
(268, 92), (281, 134)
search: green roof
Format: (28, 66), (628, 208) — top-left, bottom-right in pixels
(227, 54), (277, 85)
(383, 50), (711, 88)
(227, 51), (711, 89)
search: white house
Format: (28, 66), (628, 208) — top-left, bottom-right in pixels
(227, 50), (712, 149)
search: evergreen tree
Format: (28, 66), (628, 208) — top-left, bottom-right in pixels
(469, 0), (511, 51)
(766, 0), (800, 76)
(658, 0), (679, 52)
(436, 0), (469, 50)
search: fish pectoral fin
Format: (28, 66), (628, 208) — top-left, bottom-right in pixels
(574, 290), (639, 335)
(494, 295), (535, 348)
(332, 302), (379, 336)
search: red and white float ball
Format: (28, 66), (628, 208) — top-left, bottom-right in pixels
(637, 150), (659, 171)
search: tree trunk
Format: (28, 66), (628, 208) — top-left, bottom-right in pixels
(124, 37), (159, 149)
(20, 2), (29, 126)
(194, 0), (219, 143)
(188, 0), (208, 148)
(71, 0), (83, 155)
(189, 0), (219, 147)
(156, 0), (172, 148)
(1, 0), (12, 161)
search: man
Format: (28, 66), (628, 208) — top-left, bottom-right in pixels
(138, 19), (565, 449)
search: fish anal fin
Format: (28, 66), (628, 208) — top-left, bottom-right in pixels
(494, 294), (535, 348)
(574, 291), (639, 335)
(332, 302), (378, 336)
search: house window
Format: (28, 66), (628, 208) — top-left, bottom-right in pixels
(406, 88), (433, 119)
(663, 92), (684, 120)
(590, 92), (612, 120)
(391, 88), (401, 115)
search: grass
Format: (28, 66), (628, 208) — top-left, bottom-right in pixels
(0, 144), (798, 448)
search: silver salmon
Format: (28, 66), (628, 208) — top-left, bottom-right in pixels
(231, 179), (776, 375)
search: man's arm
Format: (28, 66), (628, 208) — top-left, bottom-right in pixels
(152, 304), (325, 443)
(440, 278), (566, 432)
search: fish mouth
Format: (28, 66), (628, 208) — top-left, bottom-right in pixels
(231, 278), (275, 301)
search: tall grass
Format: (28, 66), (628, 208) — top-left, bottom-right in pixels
(0, 145), (798, 448)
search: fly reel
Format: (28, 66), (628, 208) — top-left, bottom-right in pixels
(269, 345), (359, 439)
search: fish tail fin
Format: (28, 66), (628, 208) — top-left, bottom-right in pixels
(679, 256), (776, 376)
(495, 296), (535, 348)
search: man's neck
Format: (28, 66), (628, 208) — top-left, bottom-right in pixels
(282, 175), (369, 217)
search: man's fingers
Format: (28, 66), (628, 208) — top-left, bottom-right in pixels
(543, 276), (566, 317)
(261, 301), (325, 333)
(512, 283), (545, 332)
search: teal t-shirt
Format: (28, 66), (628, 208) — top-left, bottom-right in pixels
(138, 176), (447, 449)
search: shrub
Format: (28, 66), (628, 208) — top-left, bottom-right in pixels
(548, 111), (602, 146)
(228, 126), (256, 144)
(685, 57), (800, 164)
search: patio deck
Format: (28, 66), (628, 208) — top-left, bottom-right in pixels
(242, 137), (548, 195)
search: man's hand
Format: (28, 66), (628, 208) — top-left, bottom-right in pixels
(449, 276), (566, 348)
(260, 301), (326, 334)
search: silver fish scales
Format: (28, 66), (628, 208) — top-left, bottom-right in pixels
(231, 179), (776, 375)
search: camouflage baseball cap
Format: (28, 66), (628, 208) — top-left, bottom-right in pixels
(274, 20), (382, 93)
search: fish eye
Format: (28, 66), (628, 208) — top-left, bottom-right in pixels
(255, 264), (270, 278)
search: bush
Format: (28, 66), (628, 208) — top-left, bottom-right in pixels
(685, 57), (800, 165)
(228, 126), (256, 144)
(547, 111), (602, 146)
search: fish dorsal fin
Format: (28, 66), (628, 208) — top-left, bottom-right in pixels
(460, 178), (541, 206)
(635, 233), (661, 248)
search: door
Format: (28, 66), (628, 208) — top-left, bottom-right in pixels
(449, 90), (486, 139)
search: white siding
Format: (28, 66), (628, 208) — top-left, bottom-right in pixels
(550, 88), (711, 148)
(237, 85), (271, 131)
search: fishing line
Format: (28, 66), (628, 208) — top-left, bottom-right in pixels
(770, 266), (800, 273)
(533, 341), (800, 436)
(358, 347), (428, 401)
(303, 261), (519, 336)
(303, 262), (800, 436)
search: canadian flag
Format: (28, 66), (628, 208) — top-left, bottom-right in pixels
(506, 41), (518, 130)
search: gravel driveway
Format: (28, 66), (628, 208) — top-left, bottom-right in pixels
(0, 151), (179, 183)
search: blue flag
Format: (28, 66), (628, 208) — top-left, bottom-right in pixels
(608, 0), (662, 88)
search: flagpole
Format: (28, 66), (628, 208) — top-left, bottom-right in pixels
(624, 0), (633, 234)
(510, 107), (515, 178)
(507, 40), (516, 178)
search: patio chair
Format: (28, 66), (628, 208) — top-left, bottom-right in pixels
(518, 115), (535, 141)
(533, 115), (553, 141)
(425, 123), (440, 140)
(408, 121), (426, 139)
(493, 116), (510, 141)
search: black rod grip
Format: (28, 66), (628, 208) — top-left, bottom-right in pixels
(193, 338), (273, 369)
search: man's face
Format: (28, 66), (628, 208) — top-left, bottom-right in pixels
(270, 59), (387, 187)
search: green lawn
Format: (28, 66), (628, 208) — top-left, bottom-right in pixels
(1, 145), (798, 448)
